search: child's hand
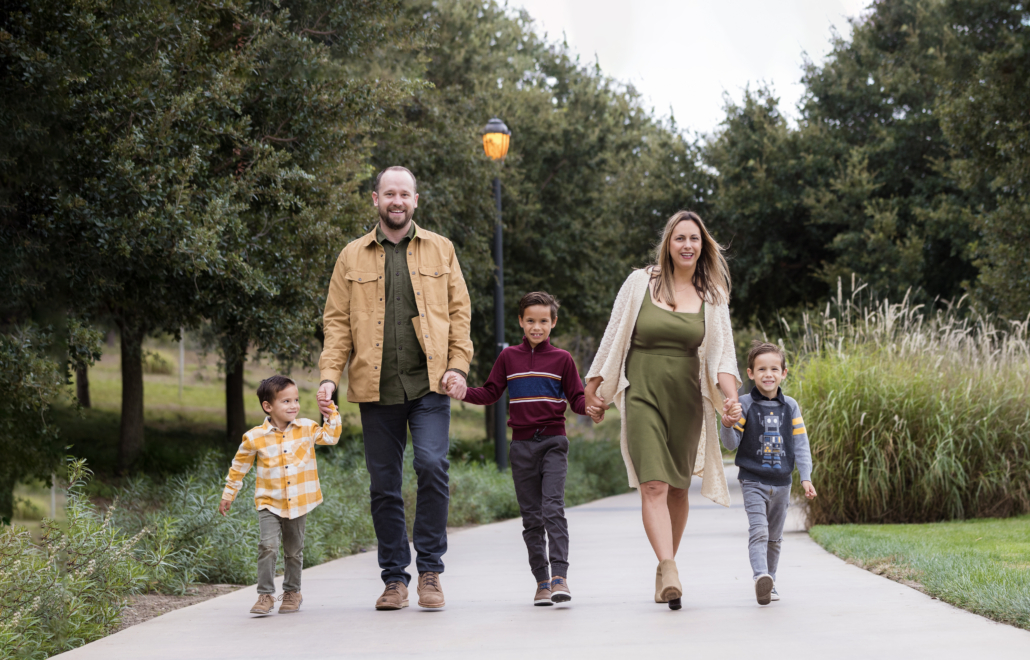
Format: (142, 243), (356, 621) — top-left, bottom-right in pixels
(802, 481), (817, 499)
(721, 412), (738, 428)
(218, 499), (232, 516)
(587, 407), (605, 423)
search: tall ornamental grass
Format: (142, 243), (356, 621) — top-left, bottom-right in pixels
(789, 278), (1030, 525)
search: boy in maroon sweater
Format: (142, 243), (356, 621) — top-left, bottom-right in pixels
(446, 291), (599, 606)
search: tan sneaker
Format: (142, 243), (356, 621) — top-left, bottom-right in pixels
(417, 572), (446, 609)
(277, 591), (303, 613)
(534, 580), (554, 606)
(550, 576), (571, 603)
(250, 594), (275, 615)
(375, 581), (409, 610)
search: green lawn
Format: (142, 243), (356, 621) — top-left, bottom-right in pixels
(810, 517), (1030, 630)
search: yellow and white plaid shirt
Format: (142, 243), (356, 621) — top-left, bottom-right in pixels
(221, 405), (342, 519)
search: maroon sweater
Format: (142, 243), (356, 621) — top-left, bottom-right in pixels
(463, 337), (587, 440)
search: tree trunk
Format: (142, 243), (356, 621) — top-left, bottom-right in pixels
(226, 350), (247, 448)
(117, 324), (145, 475)
(75, 361), (91, 408)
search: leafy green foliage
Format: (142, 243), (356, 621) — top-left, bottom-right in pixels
(0, 460), (148, 660)
(0, 327), (65, 524)
(788, 280), (1030, 524)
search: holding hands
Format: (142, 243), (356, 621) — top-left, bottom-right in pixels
(441, 370), (467, 400)
(720, 396), (742, 428)
(585, 390), (605, 424)
(316, 381), (336, 418)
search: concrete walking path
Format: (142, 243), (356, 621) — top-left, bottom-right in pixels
(57, 467), (1030, 659)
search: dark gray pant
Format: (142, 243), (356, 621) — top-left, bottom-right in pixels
(257, 509), (306, 595)
(359, 392), (451, 586)
(741, 480), (790, 580)
(509, 434), (570, 583)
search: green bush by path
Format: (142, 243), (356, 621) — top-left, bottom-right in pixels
(0, 461), (149, 660)
(810, 517), (1030, 631)
(789, 284), (1030, 524)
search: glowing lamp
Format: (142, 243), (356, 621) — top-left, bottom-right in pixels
(482, 117), (511, 161)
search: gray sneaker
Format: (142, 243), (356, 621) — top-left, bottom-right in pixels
(754, 574), (773, 605)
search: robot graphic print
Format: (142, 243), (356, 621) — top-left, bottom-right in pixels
(759, 411), (784, 469)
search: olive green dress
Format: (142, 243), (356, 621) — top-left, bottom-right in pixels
(625, 292), (705, 488)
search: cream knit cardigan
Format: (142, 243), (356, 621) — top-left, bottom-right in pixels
(586, 268), (740, 507)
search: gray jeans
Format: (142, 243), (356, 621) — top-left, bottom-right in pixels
(740, 480), (790, 580)
(509, 435), (570, 583)
(257, 508), (306, 595)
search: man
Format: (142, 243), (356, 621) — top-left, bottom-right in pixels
(316, 166), (472, 611)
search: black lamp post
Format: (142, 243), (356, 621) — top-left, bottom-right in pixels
(482, 117), (511, 470)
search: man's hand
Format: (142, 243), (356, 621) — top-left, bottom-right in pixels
(317, 381), (336, 417)
(802, 481), (817, 499)
(218, 499), (232, 516)
(441, 371), (467, 400)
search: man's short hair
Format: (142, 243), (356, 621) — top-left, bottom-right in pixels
(374, 166), (417, 193)
(257, 375), (297, 406)
(518, 291), (560, 320)
(747, 341), (786, 371)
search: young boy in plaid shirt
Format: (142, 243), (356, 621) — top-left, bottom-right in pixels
(219, 375), (342, 615)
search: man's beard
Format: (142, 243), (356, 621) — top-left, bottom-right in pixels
(378, 205), (413, 230)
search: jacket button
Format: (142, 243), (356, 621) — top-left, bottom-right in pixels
(428, 356), (433, 360)
(417, 292), (421, 295)
(434, 272), (438, 275)
(421, 313), (424, 317)
(358, 278), (362, 281)
(376, 343), (379, 347)
(378, 321), (381, 324)
(411, 270), (415, 274)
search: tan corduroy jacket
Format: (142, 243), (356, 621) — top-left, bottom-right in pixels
(319, 223), (473, 403)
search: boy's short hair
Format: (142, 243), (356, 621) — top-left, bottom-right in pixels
(257, 375), (297, 406)
(747, 341), (786, 371)
(518, 291), (560, 320)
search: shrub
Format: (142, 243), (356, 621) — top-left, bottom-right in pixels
(142, 350), (173, 375)
(788, 280), (1030, 524)
(0, 461), (148, 660)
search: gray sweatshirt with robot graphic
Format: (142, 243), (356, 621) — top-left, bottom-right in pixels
(720, 387), (813, 486)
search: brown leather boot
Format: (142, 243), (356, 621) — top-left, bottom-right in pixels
(534, 580), (553, 606)
(277, 591), (303, 613)
(250, 593), (275, 615)
(659, 559), (682, 610)
(549, 576), (571, 603)
(375, 581), (409, 610)
(417, 572), (446, 609)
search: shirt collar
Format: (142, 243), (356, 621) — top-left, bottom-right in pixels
(521, 336), (553, 351)
(262, 417), (295, 434)
(374, 221), (417, 246)
(750, 386), (786, 404)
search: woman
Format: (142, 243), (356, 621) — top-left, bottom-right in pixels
(585, 210), (740, 610)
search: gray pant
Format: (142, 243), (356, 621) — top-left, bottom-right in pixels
(509, 435), (570, 583)
(257, 508), (306, 595)
(740, 480), (790, 580)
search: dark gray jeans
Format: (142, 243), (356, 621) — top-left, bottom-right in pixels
(257, 509), (306, 595)
(359, 392), (451, 586)
(741, 480), (790, 580)
(509, 434), (570, 583)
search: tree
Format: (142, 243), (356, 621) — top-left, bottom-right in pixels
(937, 0), (1030, 318)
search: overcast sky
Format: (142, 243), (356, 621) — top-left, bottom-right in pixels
(513, 0), (870, 136)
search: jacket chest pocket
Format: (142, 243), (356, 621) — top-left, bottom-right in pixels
(347, 271), (379, 311)
(418, 265), (450, 304)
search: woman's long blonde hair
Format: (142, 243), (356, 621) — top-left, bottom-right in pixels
(649, 210), (731, 306)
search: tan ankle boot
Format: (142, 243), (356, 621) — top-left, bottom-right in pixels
(655, 564), (667, 603)
(659, 559), (682, 608)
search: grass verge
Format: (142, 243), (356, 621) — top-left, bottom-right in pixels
(810, 516), (1030, 630)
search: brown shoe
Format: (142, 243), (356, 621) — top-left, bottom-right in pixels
(659, 559), (682, 610)
(534, 580), (554, 606)
(375, 581), (409, 610)
(417, 572), (446, 609)
(250, 594), (275, 615)
(277, 591), (303, 613)
(550, 576), (571, 603)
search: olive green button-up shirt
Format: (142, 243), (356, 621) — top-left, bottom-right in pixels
(376, 223), (431, 405)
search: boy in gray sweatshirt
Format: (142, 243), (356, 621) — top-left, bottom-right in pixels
(720, 342), (817, 606)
